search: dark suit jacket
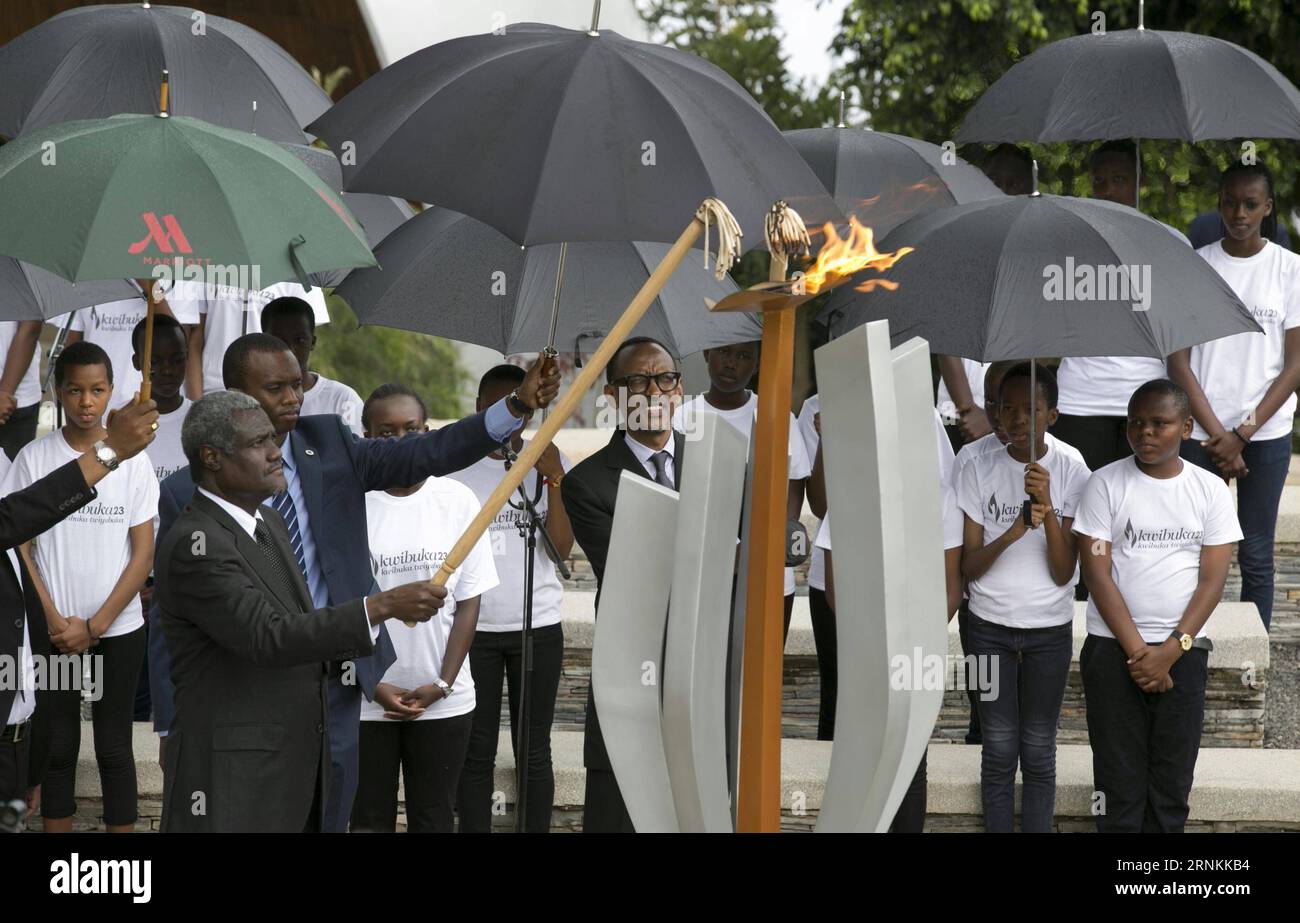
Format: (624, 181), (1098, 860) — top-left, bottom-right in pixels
(157, 492), (375, 832)
(0, 460), (94, 726)
(150, 412), (501, 732)
(560, 430), (685, 771)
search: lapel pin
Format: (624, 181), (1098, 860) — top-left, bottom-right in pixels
(304, 448), (315, 457)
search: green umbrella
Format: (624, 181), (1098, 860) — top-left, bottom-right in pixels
(0, 110), (375, 397)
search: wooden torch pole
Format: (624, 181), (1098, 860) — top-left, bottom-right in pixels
(736, 251), (797, 832)
(420, 205), (725, 604)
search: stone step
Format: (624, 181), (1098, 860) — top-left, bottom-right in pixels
(74, 724), (1300, 831)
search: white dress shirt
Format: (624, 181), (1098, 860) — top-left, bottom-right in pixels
(623, 432), (677, 485)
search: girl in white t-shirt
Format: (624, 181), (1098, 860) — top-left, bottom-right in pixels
(957, 363), (1091, 833)
(350, 384), (499, 833)
(1072, 380), (1240, 831)
(1168, 162), (1300, 631)
(5, 342), (158, 832)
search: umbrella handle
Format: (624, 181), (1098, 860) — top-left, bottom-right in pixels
(139, 281), (155, 403)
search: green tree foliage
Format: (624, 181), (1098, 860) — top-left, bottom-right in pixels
(834, 0), (1299, 234)
(314, 290), (467, 419)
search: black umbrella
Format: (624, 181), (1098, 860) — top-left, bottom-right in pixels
(786, 116), (1001, 239)
(822, 183), (1261, 513)
(309, 21), (837, 249)
(956, 18), (1300, 143)
(276, 143), (415, 287)
(0, 3), (330, 144)
(0, 256), (136, 322)
(335, 206), (759, 358)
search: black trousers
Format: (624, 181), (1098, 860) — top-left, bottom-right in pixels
(0, 726), (31, 831)
(1080, 635), (1208, 833)
(352, 714), (473, 833)
(41, 626), (145, 825)
(457, 623), (564, 833)
(956, 603), (982, 744)
(806, 588), (838, 741)
(889, 753), (927, 833)
(0, 401), (39, 462)
(583, 768), (635, 833)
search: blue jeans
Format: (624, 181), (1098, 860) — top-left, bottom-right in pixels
(966, 609), (1073, 832)
(1180, 434), (1289, 630)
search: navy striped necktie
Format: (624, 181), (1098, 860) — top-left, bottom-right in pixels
(270, 490), (308, 578)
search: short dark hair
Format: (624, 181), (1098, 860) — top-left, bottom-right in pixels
(55, 340), (112, 387)
(222, 333), (296, 390)
(1000, 361), (1058, 409)
(261, 296), (316, 332)
(1130, 378), (1190, 419)
(131, 313), (185, 356)
(982, 359), (1018, 400)
(1221, 160), (1278, 242)
(362, 383), (428, 431)
(606, 336), (674, 384)
(1091, 139), (1137, 168)
(477, 363), (526, 399)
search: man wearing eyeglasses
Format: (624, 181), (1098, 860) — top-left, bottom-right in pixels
(561, 336), (685, 833)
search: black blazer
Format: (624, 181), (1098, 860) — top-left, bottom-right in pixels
(0, 460), (95, 725)
(155, 492), (374, 832)
(561, 430), (685, 771)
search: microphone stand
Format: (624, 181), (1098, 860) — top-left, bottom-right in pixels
(500, 441), (570, 833)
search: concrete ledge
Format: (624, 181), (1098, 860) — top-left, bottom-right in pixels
(75, 725), (1300, 829)
(560, 593), (1271, 671)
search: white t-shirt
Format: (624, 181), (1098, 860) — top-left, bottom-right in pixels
(360, 478), (498, 721)
(1189, 240), (1300, 441)
(1056, 356), (1168, 417)
(957, 441), (1092, 628)
(302, 374), (364, 436)
(0, 321), (41, 407)
(936, 359), (991, 423)
(2, 430), (158, 638)
(953, 430), (1084, 485)
(1056, 221), (1191, 417)
(799, 396), (953, 591)
(448, 451), (572, 632)
(1071, 457), (1242, 643)
(170, 280), (330, 393)
(673, 392), (811, 595)
(149, 398), (192, 485)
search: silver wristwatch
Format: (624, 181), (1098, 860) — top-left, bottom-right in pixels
(93, 440), (120, 472)
(433, 678), (453, 698)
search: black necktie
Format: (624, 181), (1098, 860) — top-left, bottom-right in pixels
(650, 450), (674, 488)
(254, 519), (300, 605)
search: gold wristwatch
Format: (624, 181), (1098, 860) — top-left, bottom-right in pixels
(1170, 631), (1193, 652)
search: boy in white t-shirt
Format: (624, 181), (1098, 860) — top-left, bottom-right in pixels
(1072, 379), (1241, 833)
(671, 341), (811, 634)
(450, 364), (574, 833)
(351, 383), (499, 833)
(261, 296), (364, 436)
(957, 362), (1091, 833)
(5, 341), (158, 833)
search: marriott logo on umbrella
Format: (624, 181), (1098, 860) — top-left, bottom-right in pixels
(129, 212), (193, 256)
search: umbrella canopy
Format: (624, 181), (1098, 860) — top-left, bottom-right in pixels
(336, 206), (759, 358)
(309, 22), (839, 248)
(0, 114), (375, 287)
(0, 257), (136, 322)
(784, 128), (1002, 238)
(822, 194), (1260, 360)
(957, 28), (1300, 143)
(0, 3), (330, 144)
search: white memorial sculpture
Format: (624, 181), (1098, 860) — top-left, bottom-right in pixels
(593, 319), (947, 831)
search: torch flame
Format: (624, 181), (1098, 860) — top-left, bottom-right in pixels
(801, 216), (914, 295)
